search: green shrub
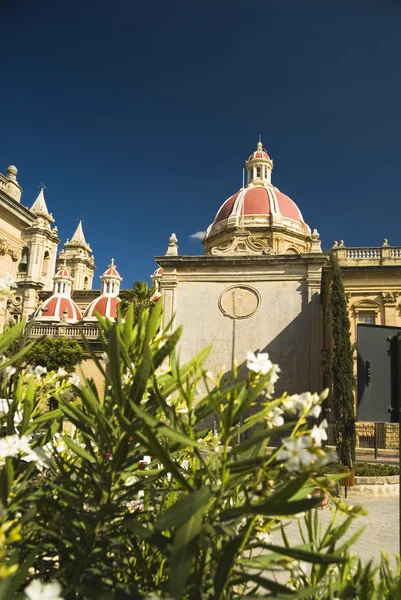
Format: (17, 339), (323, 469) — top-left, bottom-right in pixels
(23, 336), (84, 373)
(317, 462), (399, 477)
(0, 303), (400, 599)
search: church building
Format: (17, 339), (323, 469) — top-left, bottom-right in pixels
(1, 140), (401, 446)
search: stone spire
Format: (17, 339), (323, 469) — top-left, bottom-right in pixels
(57, 220), (95, 290)
(30, 188), (53, 223)
(70, 220), (88, 247)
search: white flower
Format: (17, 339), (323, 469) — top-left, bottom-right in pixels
(256, 531), (273, 544)
(0, 434), (22, 461)
(24, 579), (63, 600)
(246, 351), (273, 375)
(155, 365), (170, 377)
(266, 406), (284, 428)
(277, 436), (315, 472)
(121, 373), (131, 386)
(0, 273), (16, 295)
(2, 365), (16, 379)
(310, 420), (328, 447)
(0, 434), (50, 469)
(34, 365), (47, 378)
(56, 367), (68, 378)
(101, 352), (109, 363)
(68, 373), (81, 388)
(282, 392), (321, 418)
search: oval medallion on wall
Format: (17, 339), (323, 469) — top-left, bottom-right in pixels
(219, 285), (261, 319)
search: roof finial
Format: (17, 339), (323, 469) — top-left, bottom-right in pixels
(111, 258), (115, 265)
(257, 134), (262, 151)
(166, 233), (178, 256)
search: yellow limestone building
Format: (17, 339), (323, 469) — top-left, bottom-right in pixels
(0, 164), (96, 329)
(155, 141), (326, 397)
(154, 141), (401, 446)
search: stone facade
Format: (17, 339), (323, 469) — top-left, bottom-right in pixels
(0, 165), (98, 330)
(1, 142), (401, 443)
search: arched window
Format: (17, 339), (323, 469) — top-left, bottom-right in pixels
(249, 168), (253, 181)
(84, 277), (89, 290)
(19, 247), (29, 273)
(256, 166), (261, 178)
(264, 167), (268, 178)
(42, 251), (50, 278)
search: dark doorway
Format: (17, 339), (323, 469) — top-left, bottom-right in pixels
(357, 324), (401, 422)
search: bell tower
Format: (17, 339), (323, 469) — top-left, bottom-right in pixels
(57, 221), (96, 290)
(18, 187), (60, 320)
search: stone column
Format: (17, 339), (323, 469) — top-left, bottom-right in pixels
(382, 292), (399, 327)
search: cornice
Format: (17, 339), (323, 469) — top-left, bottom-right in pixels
(0, 192), (35, 227)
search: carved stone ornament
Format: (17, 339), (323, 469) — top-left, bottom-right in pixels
(211, 234), (273, 256)
(382, 291), (400, 304)
(0, 238), (8, 255)
(219, 285), (261, 319)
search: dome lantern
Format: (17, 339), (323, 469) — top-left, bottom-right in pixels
(246, 137), (273, 186)
(100, 258), (122, 297)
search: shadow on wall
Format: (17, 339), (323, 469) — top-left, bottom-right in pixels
(200, 285), (320, 429)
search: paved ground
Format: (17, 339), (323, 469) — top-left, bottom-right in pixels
(281, 496), (399, 566)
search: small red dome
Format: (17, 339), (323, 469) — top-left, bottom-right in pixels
(55, 267), (73, 279)
(248, 150), (270, 161)
(38, 296), (82, 321)
(152, 267), (163, 278)
(83, 296), (120, 319)
(103, 265), (121, 278)
(214, 186), (303, 225)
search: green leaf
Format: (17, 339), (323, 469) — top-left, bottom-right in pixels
(155, 486), (212, 531)
(214, 534), (246, 599)
(63, 435), (96, 463)
(220, 497), (320, 521)
(262, 543), (346, 564)
(168, 509), (204, 599)
(235, 421), (297, 454)
(0, 320), (25, 352)
(0, 549), (38, 600)
(232, 572), (295, 596)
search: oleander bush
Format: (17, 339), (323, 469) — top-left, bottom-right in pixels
(0, 297), (400, 599)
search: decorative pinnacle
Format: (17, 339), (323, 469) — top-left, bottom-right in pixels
(111, 258), (115, 265)
(166, 233), (178, 256)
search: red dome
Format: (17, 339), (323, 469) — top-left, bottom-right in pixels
(214, 186), (303, 224)
(103, 265), (121, 278)
(37, 296), (82, 321)
(55, 267), (72, 279)
(83, 295), (120, 319)
(248, 150), (270, 161)
(152, 267), (163, 277)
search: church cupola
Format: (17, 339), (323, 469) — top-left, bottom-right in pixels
(82, 260), (122, 320)
(246, 138), (274, 186)
(34, 262), (82, 322)
(100, 259), (122, 296)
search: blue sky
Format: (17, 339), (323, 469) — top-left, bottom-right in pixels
(1, 0), (401, 287)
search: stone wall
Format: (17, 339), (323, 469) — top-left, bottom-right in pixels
(355, 421), (399, 449)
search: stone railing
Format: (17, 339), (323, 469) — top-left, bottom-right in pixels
(16, 272), (26, 280)
(30, 324), (100, 339)
(332, 241), (401, 265)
